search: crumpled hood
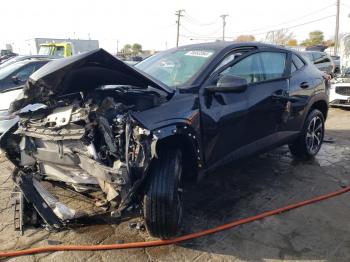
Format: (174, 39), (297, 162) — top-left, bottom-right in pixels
(10, 49), (172, 112)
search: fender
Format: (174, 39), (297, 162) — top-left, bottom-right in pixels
(301, 92), (328, 127)
(148, 120), (204, 169)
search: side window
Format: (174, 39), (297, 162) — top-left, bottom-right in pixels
(291, 62), (297, 74)
(259, 52), (286, 80)
(220, 53), (264, 84)
(313, 53), (324, 64)
(318, 54), (331, 63)
(292, 54), (305, 69)
(15, 64), (36, 81)
(213, 51), (248, 73)
(219, 52), (286, 84)
(303, 53), (314, 62)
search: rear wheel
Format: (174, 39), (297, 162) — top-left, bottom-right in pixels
(143, 147), (183, 239)
(289, 109), (325, 160)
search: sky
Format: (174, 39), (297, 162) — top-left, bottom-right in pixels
(0, 0), (349, 54)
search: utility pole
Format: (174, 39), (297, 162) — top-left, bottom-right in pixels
(220, 15), (229, 41)
(334, 0), (340, 55)
(175, 9), (185, 47)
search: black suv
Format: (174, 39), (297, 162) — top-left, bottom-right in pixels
(1, 43), (328, 239)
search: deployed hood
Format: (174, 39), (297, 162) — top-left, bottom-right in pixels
(10, 49), (172, 112)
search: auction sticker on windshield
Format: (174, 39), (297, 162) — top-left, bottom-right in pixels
(185, 50), (213, 58)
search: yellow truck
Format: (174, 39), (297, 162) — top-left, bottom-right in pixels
(24, 38), (99, 58)
(38, 42), (73, 57)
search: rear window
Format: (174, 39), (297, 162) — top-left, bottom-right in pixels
(302, 52), (314, 62)
(292, 54), (305, 69)
(312, 52), (323, 61)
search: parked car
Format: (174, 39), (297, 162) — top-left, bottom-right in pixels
(0, 58), (52, 134)
(329, 67), (350, 107)
(0, 43), (328, 239)
(301, 51), (335, 76)
(0, 58), (52, 91)
(0, 49), (17, 64)
(0, 55), (55, 70)
(331, 55), (341, 74)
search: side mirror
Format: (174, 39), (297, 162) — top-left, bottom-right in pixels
(205, 75), (248, 93)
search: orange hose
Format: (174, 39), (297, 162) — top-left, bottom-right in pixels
(1, 184), (350, 258)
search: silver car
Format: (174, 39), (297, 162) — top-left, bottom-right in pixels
(301, 51), (335, 76)
(329, 68), (350, 107)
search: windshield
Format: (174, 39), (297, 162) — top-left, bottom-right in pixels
(38, 46), (52, 55)
(0, 61), (26, 80)
(53, 46), (65, 57)
(135, 49), (215, 87)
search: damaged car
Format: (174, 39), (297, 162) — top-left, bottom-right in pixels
(1, 43), (328, 239)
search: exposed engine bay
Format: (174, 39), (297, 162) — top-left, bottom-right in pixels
(4, 86), (164, 230)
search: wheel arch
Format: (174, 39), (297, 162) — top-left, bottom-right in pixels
(310, 99), (328, 120)
(154, 125), (201, 183)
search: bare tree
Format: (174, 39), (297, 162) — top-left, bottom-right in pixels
(265, 29), (295, 45)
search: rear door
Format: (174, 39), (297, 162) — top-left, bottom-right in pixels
(287, 53), (319, 131)
(200, 49), (290, 166)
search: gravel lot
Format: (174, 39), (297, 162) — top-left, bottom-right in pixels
(1, 108), (350, 262)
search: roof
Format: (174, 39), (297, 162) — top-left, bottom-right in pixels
(14, 55), (57, 61)
(175, 41), (287, 52)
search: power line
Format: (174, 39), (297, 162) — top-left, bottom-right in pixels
(183, 11), (220, 26)
(253, 14), (336, 36)
(228, 4), (334, 35)
(340, 2), (350, 9)
(180, 24), (222, 37)
(181, 15), (336, 40)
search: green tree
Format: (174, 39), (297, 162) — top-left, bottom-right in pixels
(132, 43), (142, 55)
(301, 31), (324, 46)
(121, 44), (132, 55)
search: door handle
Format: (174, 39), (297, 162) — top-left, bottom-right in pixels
(272, 94), (298, 102)
(300, 82), (309, 88)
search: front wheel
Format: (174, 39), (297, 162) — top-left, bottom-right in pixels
(289, 109), (325, 160)
(143, 147), (183, 239)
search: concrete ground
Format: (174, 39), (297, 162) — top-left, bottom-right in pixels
(1, 108), (350, 262)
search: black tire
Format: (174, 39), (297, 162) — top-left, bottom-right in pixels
(143, 147), (183, 239)
(289, 109), (325, 160)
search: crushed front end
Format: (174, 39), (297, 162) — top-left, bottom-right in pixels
(0, 49), (170, 232)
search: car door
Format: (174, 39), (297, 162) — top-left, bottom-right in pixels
(244, 51), (290, 145)
(200, 49), (290, 166)
(287, 53), (319, 131)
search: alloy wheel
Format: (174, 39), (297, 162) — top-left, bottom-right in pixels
(305, 116), (323, 155)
